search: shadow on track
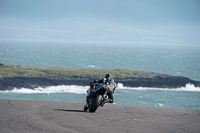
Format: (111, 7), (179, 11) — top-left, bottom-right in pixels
(54, 109), (88, 113)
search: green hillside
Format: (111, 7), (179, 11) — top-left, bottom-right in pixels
(0, 64), (148, 77)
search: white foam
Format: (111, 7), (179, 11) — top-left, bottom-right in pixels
(177, 83), (200, 91)
(154, 103), (164, 107)
(1, 85), (89, 94)
(88, 65), (95, 68)
(117, 83), (200, 92)
(1, 83), (199, 94)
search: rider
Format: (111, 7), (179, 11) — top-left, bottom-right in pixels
(85, 73), (117, 106)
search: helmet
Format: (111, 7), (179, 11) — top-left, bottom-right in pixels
(104, 73), (113, 81)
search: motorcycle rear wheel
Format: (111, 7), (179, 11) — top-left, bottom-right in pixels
(89, 94), (102, 112)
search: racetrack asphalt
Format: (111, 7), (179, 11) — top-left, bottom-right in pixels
(0, 99), (200, 133)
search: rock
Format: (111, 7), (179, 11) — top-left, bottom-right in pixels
(0, 63), (4, 66)
(0, 73), (200, 90)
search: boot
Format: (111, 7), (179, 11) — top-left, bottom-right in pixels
(106, 99), (113, 103)
(83, 102), (89, 111)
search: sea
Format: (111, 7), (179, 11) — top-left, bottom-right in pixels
(0, 41), (200, 110)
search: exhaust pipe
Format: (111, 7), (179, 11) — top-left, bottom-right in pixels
(100, 95), (109, 107)
(104, 95), (108, 99)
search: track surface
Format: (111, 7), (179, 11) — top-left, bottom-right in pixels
(0, 99), (200, 133)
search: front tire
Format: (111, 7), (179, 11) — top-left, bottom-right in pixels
(89, 94), (102, 112)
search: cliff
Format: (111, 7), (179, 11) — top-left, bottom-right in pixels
(0, 73), (200, 90)
(0, 64), (200, 90)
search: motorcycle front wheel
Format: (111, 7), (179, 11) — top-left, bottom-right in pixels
(89, 94), (102, 112)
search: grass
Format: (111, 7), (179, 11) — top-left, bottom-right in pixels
(0, 64), (148, 77)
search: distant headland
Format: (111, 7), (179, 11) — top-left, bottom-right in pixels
(0, 64), (200, 90)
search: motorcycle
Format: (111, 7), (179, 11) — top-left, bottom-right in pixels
(83, 84), (110, 112)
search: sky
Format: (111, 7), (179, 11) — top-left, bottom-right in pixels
(0, 0), (200, 45)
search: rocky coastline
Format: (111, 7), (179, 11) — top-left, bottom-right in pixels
(1, 72), (200, 90)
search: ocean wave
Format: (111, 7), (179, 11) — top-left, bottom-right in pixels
(0, 83), (199, 94)
(117, 83), (200, 92)
(0, 85), (89, 94)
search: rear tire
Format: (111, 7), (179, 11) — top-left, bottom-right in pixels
(89, 94), (102, 112)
